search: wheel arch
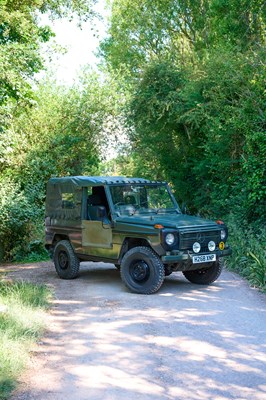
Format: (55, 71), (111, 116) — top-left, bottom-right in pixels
(45, 234), (71, 253)
(118, 237), (152, 264)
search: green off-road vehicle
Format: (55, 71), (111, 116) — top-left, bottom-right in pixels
(45, 176), (232, 294)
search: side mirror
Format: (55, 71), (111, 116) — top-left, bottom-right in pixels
(97, 206), (107, 219)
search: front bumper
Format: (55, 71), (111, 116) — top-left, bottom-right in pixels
(161, 247), (232, 264)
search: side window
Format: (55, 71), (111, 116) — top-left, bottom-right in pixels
(86, 187), (97, 220)
(87, 187), (93, 199)
(60, 187), (82, 220)
(46, 183), (82, 220)
(62, 193), (75, 209)
(87, 186), (110, 221)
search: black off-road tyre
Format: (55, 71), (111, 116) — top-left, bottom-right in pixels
(53, 240), (80, 279)
(120, 246), (165, 294)
(183, 258), (223, 285)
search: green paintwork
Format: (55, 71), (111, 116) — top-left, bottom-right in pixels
(45, 176), (232, 269)
(114, 213), (219, 230)
(82, 221), (112, 249)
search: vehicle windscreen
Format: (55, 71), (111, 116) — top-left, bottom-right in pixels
(109, 184), (179, 215)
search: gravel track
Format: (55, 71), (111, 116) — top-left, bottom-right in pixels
(5, 261), (266, 400)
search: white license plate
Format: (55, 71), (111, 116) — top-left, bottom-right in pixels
(192, 254), (216, 264)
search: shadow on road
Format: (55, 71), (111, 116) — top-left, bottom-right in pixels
(7, 261), (266, 400)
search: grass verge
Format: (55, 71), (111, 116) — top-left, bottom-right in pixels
(0, 279), (52, 399)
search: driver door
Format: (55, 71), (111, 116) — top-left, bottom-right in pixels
(81, 186), (113, 256)
(82, 220), (112, 249)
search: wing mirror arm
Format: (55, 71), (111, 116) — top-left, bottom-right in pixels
(97, 206), (115, 228)
(181, 203), (188, 214)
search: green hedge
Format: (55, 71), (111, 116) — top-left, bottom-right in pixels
(226, 217), (266, 291)
(0, 178), (43, 262)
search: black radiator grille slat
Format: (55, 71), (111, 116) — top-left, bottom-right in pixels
(179, 231), (220, 251)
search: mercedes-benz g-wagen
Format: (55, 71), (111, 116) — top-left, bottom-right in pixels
(45, 176), (231, 294)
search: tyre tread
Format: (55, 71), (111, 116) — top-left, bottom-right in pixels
(120, 246), (165, 294)
(183, 258), (223, 285)
(54, 240), (80, 279)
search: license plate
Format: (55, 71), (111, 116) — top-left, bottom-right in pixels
(192, 254), (216, 264)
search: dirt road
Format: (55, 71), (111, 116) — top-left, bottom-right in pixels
(7, 261), (266, 400)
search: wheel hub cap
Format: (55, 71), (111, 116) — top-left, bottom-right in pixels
(59, 251), (68, 269)
(130, 260), (150, 282)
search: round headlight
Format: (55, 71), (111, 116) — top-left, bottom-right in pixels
(221, 229), (226, 240)
(208, 241), (216, 251)
(193, 242), (201, 253)
(165, 233), (175, 246)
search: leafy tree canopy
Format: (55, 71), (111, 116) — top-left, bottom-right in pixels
(100, 0), (265, 224)
(101, 0), (265, 79)
(0, 0), (97, 107)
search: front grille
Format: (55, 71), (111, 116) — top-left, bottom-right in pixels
(179, 230), (220, 251)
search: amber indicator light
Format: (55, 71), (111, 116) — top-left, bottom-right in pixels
(154, 224), (164, 229)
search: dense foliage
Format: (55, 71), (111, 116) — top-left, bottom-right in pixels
(101, 0), (266, 288)
(101, 1), (265, 219)
(127, 50), (266, 221)
(0, 72), (118, 259)
(0, 0), (103, 260)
